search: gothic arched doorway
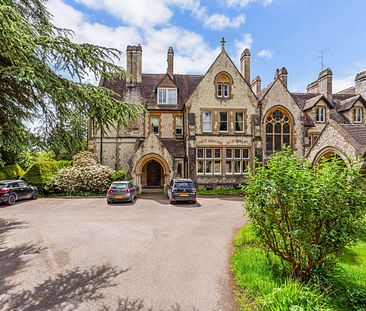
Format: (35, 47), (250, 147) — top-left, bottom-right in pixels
(143, 160), (163, 188)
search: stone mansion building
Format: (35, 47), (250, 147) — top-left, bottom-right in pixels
(88, 40), (366, 192)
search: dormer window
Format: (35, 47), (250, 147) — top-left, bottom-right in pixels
(354, 108), (363, 123)
(215, 72), (232, 99)
(316, 107), (326, 123)
(157, 88), (177, 104)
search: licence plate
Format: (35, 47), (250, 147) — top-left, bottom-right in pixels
(179, 194), (189, 197)
(115, 195), (124, 199)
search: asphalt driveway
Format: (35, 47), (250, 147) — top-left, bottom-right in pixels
(0, 195), (246, 311)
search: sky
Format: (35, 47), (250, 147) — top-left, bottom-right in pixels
(47, 0), (366, 93)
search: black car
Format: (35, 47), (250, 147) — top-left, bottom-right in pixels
(0, 180), (38, 205)
(107, 181), (138, 204)
(167, 178), (197, 204)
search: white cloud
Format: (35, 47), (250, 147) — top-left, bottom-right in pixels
(257, 49), (273, 59)
(75, 0), (245, 30)
(333, 74), (356, 93)
(224, 0), (273, 7)
(235, 33), (253, 53)
(204, 14), (245, 30)
(47, 0), (220, 78)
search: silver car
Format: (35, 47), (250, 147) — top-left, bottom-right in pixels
(107, 181), (138, 204)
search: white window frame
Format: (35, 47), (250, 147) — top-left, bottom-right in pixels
(219, 112), (228, 133)
(235, 112), (245, 132)
(202, 111), (212, 133)
(217, 84), (223, 97)
(354, 108), (363, 123)
(316, 107), (326, 123)
(151, 116), (160, 135)
(196, 148), (222, 176)
(157, 88), (177, 105)
(175, 116), (183, 136)
(223, 83), (229, 98)
(225, 147), (250, 175)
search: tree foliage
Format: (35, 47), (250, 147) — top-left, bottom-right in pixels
(0, 0), (143, 164)
(243, 148), (366, 281)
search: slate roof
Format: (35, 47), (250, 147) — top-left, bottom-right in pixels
(289, 93), (319, 110)
(337, 95), (365, 112)
(101, 73), (203, 110)
(141, 73), (203, 110)
(338, 124), (366, 146)
(303, 94), (324, 111)
(160, 139), (185, 158)
(330, 109), (349, 124)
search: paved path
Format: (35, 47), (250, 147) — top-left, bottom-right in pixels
(0, 196), (246, 311)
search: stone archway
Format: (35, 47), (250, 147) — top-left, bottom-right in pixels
(134, 153), (171, 193)
(312, 147), (349, 166)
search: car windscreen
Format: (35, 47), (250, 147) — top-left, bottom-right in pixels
(0, 183), (7, 189)
(111, 183), (128, 190)
(175, 182), (194, 188)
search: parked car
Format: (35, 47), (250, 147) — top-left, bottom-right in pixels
(167, 178), (197, 204)
(107, 181), (138, 204)
(0, 180), (38, 205)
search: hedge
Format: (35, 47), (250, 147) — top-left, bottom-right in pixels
(0, 164), (25, 180)
(22, 161), (60, 191)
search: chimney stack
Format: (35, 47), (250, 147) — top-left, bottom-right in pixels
(279, 67), (288, 88)
(126, 44), (142, 83)
(318, 68), (333, 98)
(136, 44), (142, 83)
(251, 76), (261, 95)
(167, 47), (174, 79)
(126, 45), (133, 82)
(355, 71), (366, 98)
(240, 48), (251, 83)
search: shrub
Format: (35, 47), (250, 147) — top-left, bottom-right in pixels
(0, 164), (25, 180)
(53, 151), (112, 194)
(22, 161), (60, 191)
(109, 170), (128, 182)
(56, 160), (73, 170)
(243, 147), (366, 281)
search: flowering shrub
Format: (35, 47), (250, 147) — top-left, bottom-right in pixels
(53, 151), (125, 194)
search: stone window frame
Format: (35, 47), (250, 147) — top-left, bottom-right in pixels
(224, 147), (250, 175)
(196, 147), (215, 176)
(157, 87), (177, 105)
(149, 114), (161, 136)
(315, 107), (326, 123)
(264, 107), (293, 156)
(214, 71), (233, 99)
(309, 133), (319, 146)
(353, 107), (363, 123)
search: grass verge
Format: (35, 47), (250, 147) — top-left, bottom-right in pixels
(231, 224), (366, 310)
(197, 188), (243, 195)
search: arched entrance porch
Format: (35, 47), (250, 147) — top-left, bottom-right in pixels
(134, 154), (171, 193)
(312, 147), (349, 166)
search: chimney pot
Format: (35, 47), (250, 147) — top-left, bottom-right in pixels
(318, 68), (333, 98)
(355, 70), (366, 97)
(279, 67), (288, 88)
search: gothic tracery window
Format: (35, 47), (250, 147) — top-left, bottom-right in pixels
(214, 72), (232, 99)
(265, 109), (291, 155)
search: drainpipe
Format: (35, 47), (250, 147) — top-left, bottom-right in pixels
(100, 128), (103, 165)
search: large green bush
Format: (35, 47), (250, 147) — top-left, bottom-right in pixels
(22, 161), (60, 191)
(243, 148), (366, 281)
(0, 164), (25, 180)
(53, 151), (113, 194)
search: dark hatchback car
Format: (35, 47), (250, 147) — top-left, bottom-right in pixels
(0, 180), (38, 205)
(167, 178), (197, 204)
(107, 181), (138, 204)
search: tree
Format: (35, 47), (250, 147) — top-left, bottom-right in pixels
(243, 148), (366, 281)
(0, 0), (143, 164)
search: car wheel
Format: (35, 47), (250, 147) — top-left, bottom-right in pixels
(192, 200), (197, 204)
(107, 200), (113, 204)
(7, 194), (16, 206)
(31, 192), (38, 200)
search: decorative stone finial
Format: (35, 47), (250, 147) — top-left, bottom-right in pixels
(220, 37), (226, 51)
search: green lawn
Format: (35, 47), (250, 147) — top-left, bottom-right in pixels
(231, 225), (366, 310)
